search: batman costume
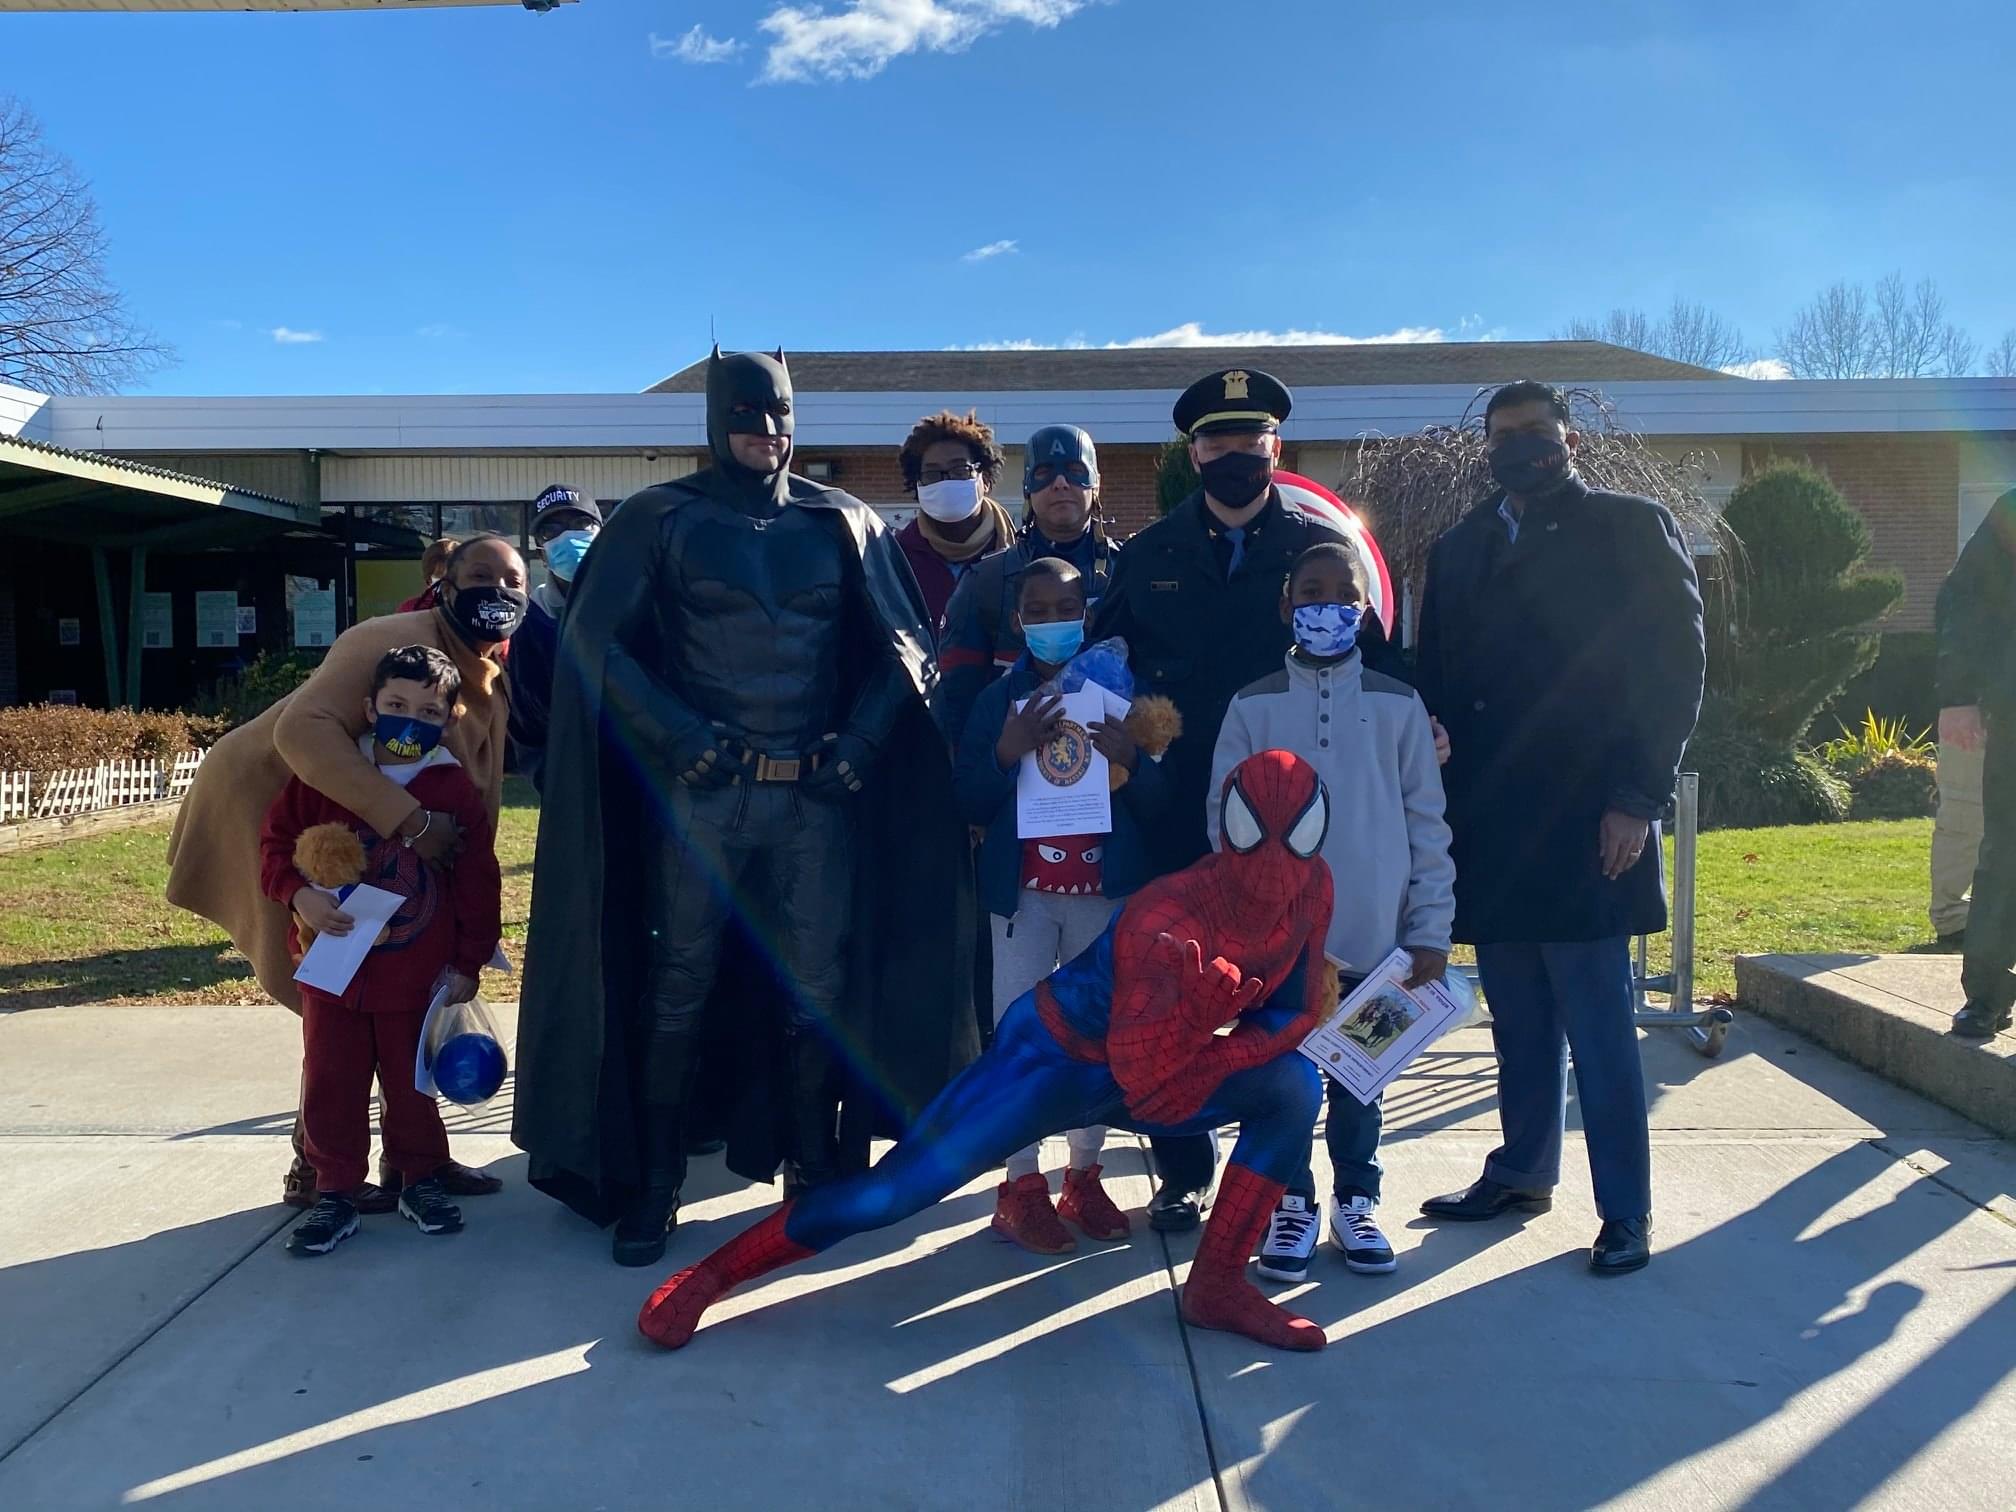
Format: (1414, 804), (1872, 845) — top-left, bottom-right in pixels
(511, 349), (979, 1266)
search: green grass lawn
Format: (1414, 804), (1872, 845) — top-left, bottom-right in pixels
(0, 780), (540, 1009)
(0, 794), (1937, 1008)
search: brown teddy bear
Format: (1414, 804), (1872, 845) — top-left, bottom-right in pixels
(1108, 694), (1183, 791)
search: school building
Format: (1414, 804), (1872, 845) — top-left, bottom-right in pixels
(3, 340), (2013, 709)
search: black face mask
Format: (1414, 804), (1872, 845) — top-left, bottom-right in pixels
(1488, 431), (1574, 499)
(705, 347), (795, 482)
(446, 583), (528, 644)
(1198, 450), (1274, 511)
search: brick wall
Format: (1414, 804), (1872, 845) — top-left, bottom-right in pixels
(1743, 436), (1959, 632)
(791, 443), (1175, 538)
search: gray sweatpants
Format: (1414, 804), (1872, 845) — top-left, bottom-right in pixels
(992, 891), (1122, 1179)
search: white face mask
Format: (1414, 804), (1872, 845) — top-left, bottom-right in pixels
(916, 476), (984, 523)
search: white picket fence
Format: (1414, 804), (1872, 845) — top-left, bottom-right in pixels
(0, 749), (208, 824)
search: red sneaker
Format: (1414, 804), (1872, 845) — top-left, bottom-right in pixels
(1058, 1164), (1132, 1241)
(990, 1172), (1077, 1254)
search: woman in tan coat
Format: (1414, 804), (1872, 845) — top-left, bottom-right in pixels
(168, 534), (528, 1207)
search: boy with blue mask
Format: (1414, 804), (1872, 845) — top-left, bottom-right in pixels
(508, 484), (603, 792)
(950, 558), (1174, 1252)
(1208, 542), (1456, 1284)
(259, 645), (503, 1257)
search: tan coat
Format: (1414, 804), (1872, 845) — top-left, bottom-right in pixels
(166, 607), (510, 1011)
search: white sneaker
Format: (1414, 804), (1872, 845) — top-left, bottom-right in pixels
(1330, 1195), (1397, 1274)
(1255, 1194), (1319, 1282)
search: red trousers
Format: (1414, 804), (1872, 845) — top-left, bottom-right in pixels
(300, 996), (449, 1195)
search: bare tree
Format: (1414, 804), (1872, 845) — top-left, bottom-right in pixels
(1558, 297), (1749, 370)
(0, 95), (169, 393)
(1778, 272), (1980, 378)
(1777, 280), (1873, 377)
(1989, 330), (2016, 379)
(1561, 307), (1655, 353)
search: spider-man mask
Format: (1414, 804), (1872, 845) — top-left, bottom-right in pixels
(1218, 749), (1329, 919)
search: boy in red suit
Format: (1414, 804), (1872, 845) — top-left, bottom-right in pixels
(259, 645), (503, 1256)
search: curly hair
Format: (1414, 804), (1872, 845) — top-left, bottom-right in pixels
(898, 409), (1005, 493)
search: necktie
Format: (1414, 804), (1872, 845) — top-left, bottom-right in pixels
(1224, 526), (1246, 581)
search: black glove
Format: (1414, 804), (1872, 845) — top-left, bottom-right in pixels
(799, 730), (874, 802)
(674, 722), (755, 790)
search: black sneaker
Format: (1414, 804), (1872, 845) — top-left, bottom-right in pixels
(398, 1177), (464, 1236)
(287, 1193), (360, 1257)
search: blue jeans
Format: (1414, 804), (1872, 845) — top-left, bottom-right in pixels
(1477, 938), (1651, 1221)
(1288, 1078), (1383, 1202)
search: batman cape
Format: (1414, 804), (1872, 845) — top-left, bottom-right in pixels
(511, 370), (978, 1228)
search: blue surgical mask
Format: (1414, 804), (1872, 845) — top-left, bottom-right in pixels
(1292, 602), (1362, 660)
(374, 713), (444, 763)
(544, 528), (596, 581)
(1022, 617), (1086, 666)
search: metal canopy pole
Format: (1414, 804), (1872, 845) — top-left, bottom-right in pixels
(1631, 773), (1732, 1057)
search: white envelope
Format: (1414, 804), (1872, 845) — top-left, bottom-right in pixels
(291, 883), (405, 996)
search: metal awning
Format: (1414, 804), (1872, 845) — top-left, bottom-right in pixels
(0, 436), (325, 708)
(0, 433), (317, 549)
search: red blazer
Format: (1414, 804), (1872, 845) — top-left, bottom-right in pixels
(259, 760), (501, 1012)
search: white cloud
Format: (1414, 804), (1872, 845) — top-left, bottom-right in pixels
(1108, 321), (1450, 348)
(1721, 357), (1791, 380)
(759, 0), (1088, 84)
(269, 327), (324, 345)
(962, 238), (1018, 262)
(650, 25), (746, 63)
(952, 321), (1454, 351)
(415, 323), (465, 340)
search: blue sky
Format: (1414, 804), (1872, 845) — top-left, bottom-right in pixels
(9, 0), (2014, 394)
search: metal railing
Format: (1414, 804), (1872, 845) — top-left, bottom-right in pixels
(1631, 773), (1734, 1058)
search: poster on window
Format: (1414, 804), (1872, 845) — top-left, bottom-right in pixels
(195, 592), (239, 648)
(57, 618), (81, 647)
(289, 577), (337, 648)
(142, 593), (174, 650)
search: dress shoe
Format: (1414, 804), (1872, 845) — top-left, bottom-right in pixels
(1590, 1216), (1652, 1274)
(1419, 1176), (1553, 1222)
(1147, 1181), (1210, 1233)
(1952, 1001), (2012, 1040)
(374, 1160), (504, 1198)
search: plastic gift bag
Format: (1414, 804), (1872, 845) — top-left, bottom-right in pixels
(415, 981), (509, 1107)
(1031, 635), (1133, 702)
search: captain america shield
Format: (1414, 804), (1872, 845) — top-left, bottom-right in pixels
(1272, 471), (1396, 634)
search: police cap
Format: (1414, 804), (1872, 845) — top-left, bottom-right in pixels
(1173, 367), (1293, 438)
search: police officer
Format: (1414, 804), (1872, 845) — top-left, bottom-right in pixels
(934, 424), (1119, 748)
(1091, 366), (1353, 1230)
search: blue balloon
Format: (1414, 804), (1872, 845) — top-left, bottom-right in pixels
(433, 1032), (507, 1105)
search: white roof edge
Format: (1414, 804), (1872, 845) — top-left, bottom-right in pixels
(30, 377), (2016, 453)
(0, 383), (53, 441)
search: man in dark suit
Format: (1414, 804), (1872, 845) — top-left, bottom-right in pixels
(1412, 380), (1705, 1275)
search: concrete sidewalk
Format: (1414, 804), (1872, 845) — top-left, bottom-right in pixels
(1, 1002), (2011, 1511)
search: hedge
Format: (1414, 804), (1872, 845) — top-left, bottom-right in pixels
(0, 705), (230, 784)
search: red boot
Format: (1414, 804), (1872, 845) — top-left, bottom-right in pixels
(991, 1172), (1077, 1254)
(1058, 1164), (1133, 1241)
(1180, 1165), (1327, 1352)
(637, 1204), (815, 1350)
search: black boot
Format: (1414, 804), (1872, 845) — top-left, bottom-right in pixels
(614, 1033), (698, 1268)
(780, 1029), (838, 1201)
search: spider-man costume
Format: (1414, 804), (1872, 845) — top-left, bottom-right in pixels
(639, 749), (1336, 1353)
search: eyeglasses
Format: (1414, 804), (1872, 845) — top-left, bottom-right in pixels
(1029, 462), (1093, 491)
(919, 460), (985, 484)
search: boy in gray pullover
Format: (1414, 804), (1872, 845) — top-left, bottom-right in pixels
(1207, 542), (1455, 1281)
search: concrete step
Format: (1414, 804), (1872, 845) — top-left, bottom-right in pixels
(1734, 952), (2016, 1139)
